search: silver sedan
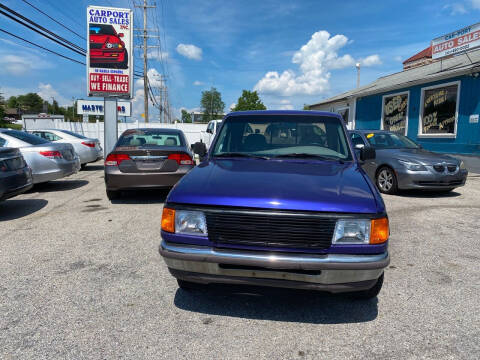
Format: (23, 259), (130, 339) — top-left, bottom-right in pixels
(0, 129), (80, 184)
(27, 129), (103, 169)
(349, 130), (468, 194)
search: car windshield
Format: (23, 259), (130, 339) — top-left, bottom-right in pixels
(212, 115), (352, 161)
(4, 130), (50, 145)
(89, 24), (116, 35)
(117, 130), (184, 147)
(59, 130), (88, 139)
(365, 132), (419, 149)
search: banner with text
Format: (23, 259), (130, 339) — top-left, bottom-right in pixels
(77, 99), (131, 116)
(432, 22), (480, 59)
(87, 5), (133, 98)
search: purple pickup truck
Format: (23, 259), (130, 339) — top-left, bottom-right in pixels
(159, 110), (390, 299)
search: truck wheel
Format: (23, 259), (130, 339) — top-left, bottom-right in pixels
(350, 273), (384, 300)
(177, 279), (201, 291)
(376, 167), (398, 194)
(106, 190), (120, 200)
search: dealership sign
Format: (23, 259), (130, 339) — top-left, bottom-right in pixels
(87, 6), (133, 98)
(432, 23), (480, 59)
(77, 100), (131, 116)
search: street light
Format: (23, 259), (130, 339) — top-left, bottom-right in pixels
(356, 63), (361, 88)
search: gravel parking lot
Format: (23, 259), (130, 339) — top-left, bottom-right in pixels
(1, 161), (479, 359)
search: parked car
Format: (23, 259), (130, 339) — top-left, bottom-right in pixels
(159, 110), (389, 299)
(0, 147), (33, 201)
(27, 129), (102, 169)
(0, 129), (80, 184)
(104, 128), (195, 200)
(89, 23), (128, 69)
(349, 130), (468, 194)
(202, 119), (223, 149)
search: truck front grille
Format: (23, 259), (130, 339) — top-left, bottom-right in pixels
(205, 209), (336, 250)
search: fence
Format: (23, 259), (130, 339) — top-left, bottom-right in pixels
(22, 119), (208, 150)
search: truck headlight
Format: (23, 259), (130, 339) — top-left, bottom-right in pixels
(398, 159), (425, 171)
(333, 219), (370, 244)
(175, 210), (207, 236)
(333, 218), (389, 245)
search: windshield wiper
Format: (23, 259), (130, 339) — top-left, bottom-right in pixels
(272, 153), (343, 162)
(213, 152), (270, 160)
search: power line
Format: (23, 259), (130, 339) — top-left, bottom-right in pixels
(0, 3), (84, 53)
(20, 0), (86, 40)
(0, 8), (85, 56)
(0, 28), (85, 65)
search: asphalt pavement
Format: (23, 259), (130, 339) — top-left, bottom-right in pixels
(0, 161), (479, 359)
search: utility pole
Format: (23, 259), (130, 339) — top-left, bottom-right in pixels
(356, 63), (361, 88)
(142, 0), (148, 123)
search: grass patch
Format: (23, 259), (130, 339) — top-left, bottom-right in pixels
(0, 122), (22, 130)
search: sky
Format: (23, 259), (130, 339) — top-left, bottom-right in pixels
(1, 0), (480, 121)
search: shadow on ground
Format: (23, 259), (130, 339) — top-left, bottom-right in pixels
(0, 199), (48, 221)
(28, 180), (89, 193)
(82, 165), (104, 171)
(111, 189), (170, 204)
(396, 189), (461, 198)
(174, 284), (378, 324)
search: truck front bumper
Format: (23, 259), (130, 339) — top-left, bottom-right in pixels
(159, 240), (389, 293)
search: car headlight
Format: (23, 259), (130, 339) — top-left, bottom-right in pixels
(459, 161), (466, 170)
(161, 208), (207, 236)
(332, 218), (389, 245)
(106, 43), (119, 49)
(398, 159), (426, 171)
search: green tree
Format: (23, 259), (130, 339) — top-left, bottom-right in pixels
(200, 87), (225, 122)
(181, 109), (192, 123)
(232, 90), (266, 111)
(16, 93), (44, 113)
(303, 104), (310, 110)
(7, 96), (18, 109)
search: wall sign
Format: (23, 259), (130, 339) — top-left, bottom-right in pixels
(432, 22), (480, 59)
(469, 114), (479, 123)
(87, 6), (133, 98)
(77, 99), (131, 116)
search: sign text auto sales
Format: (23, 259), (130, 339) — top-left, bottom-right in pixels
(432, 22), (480, 59)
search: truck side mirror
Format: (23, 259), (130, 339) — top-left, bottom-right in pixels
(360, 146), (376, 161)
(193, 141), (207, 158)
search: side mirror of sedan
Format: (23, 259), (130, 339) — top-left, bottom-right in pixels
(360, 146), (376, 161)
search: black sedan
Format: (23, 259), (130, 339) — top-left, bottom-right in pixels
(104, 128), (195, 200)
(349, 130), (468, 194)
(0, 147), (33, 201)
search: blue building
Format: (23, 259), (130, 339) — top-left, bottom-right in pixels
(309, 48), (480, 155)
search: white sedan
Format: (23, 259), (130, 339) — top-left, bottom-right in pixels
(28, 129), (103, 169)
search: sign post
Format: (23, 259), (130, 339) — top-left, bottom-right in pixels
(87, 5), (133, 156)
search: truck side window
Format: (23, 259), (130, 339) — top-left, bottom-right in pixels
(0, 137), (6, 147)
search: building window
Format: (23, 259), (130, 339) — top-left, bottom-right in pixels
(419, 82), (459, 137)
(382, 92), (408, 135)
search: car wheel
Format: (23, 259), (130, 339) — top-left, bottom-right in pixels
(177, 279), (201, 291)
(376, 167), (398, 194)
(350, 273), (384, 300)
(80, 163), (87, 170)
(106, 190), (120, 200)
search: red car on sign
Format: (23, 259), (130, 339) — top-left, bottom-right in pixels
(89, 24), (128, 69)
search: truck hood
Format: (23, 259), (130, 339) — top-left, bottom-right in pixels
(168, 158), (382, 214)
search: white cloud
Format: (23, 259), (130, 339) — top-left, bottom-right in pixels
(254, 30), (380, 97)
(193, 80), (204, 86)
(443, 3), (467, 14)
(229, 102), (236, 111)
(176, 44), (202, 60)
(37, 83), (70, 107)
(0, 52), (53, 76)
(360, 54), (382, 67)
(394, 55), (403, 62)
(147, 51), (169, 61)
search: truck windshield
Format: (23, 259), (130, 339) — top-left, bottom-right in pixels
(212, 115), (352, 161)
